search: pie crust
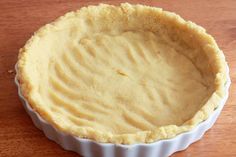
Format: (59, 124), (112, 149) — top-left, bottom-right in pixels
(17, 3), (227, 144)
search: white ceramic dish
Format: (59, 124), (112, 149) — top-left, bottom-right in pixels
(15, 64), (230, 157)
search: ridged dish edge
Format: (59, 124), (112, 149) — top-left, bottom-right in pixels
(15, 64), (230, 157)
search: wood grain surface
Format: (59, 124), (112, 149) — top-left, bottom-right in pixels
(0, 0), (235, 156)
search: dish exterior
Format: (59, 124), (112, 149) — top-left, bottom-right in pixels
(17, 2), (228, 145)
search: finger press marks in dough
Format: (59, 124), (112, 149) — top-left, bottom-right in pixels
(122, 110), (155, 130)
(48, 90), (96, 121)
(42, 30), (212, 135)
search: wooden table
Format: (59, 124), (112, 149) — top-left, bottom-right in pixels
(0, 0), (235, 156)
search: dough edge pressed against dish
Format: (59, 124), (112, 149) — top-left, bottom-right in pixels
(17, 3), (227, 144)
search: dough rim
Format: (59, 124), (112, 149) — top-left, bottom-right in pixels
(17, 3), (227, 144)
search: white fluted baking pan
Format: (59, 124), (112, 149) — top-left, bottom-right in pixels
(15, 64), (230, 157)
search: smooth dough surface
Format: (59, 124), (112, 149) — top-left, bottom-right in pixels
(18, 3), (227, 144)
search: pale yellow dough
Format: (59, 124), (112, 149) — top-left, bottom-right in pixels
(18, 3), (227, 144)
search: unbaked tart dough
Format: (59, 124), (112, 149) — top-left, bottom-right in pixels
(17, 3), (227, 144)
